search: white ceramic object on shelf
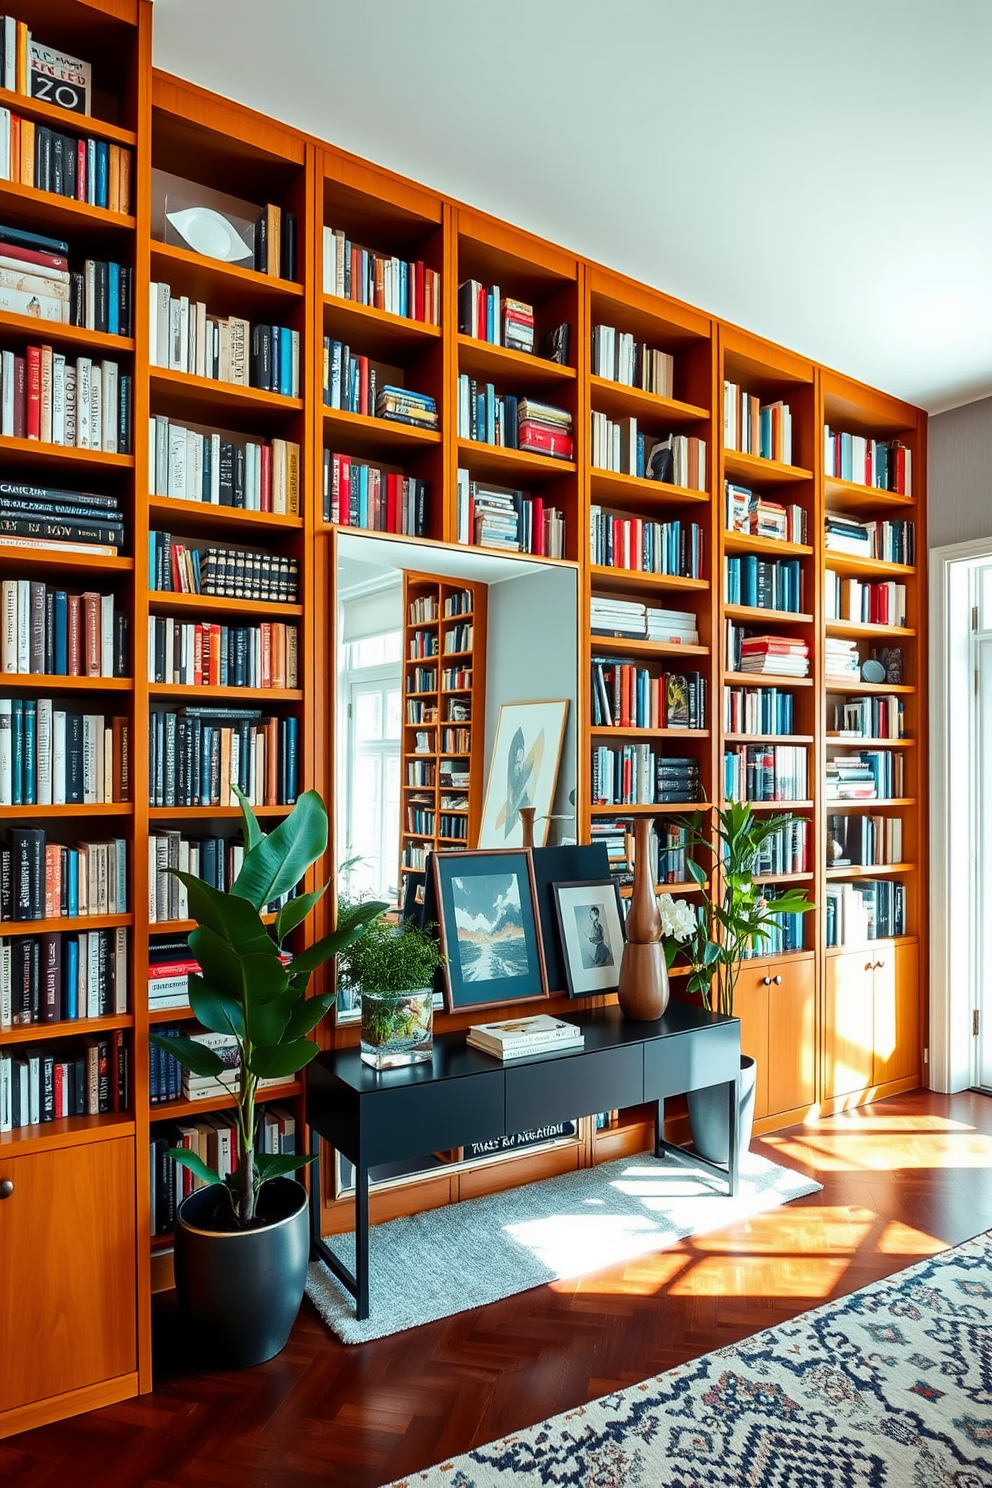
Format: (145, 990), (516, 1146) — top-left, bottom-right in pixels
(166, 206), (252, 263)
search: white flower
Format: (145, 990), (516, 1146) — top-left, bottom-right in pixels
(657, 893), (696, 942)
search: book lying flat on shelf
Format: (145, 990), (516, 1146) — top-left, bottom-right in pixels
(467, 1015), (584, 1060)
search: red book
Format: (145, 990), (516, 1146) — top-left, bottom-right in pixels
(25, 345), (41, 439)
(386, 472), (399, 534)
(0, 241), (68, 271)
(413, 261), (424, 323)
(339, 455), (351, 524)
(329, 453), (341, 525)
(517, 422), (574, 460)
(209, 624), (221, 686)
(357, 354), (369, 417)
(259, 443), (272, 511)
(53, 1062), (65, 1119)
(530, 493), (545, 556)
(193, 624), (204, 686)
(67, 593), (83, 675)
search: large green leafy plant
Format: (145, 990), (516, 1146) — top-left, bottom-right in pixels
(149, 788), (383, 1227)
(679, 801), (814, 1016)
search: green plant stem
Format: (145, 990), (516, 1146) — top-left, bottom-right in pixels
(237, 1071), (257, 1225)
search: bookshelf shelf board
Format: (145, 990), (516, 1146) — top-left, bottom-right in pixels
(147, 684), (303, 703)
(0, 546), (134, 577)
(149, 1080), (303, 1120)
(150, 367), (304, 419)
(589, 375), (708, 426)
(148, 592), (303, 620)
(590, 566), (708, 596)
(823, 551), (915, 580)
(0, 803), (133, 817)
(824, 477), (915, 514)
(723, 450), (814, 487)
(150, 241), (304, 311)
(150, 911), (276, 936)
(724, 604), (814, 625)
(826, 735), (915, 747)
(0, 1013), (135, 1047)
(724, 732), (815, 745)
(741, 799), (815, 811)
(456, 438), (575, 484)
(723, 531), (814, 557)
(753, 871), (815, 885)
(0, 673), (130, 692)
(590, 802), (711, 816)
(824, 934), (918, 958)
(620, 880), (703, 899)
(322, 295), (441, 359)
(823, 797), (916, 811)
(825, 863), (917, 880)
(734, 948), (815, 969)
(824, 679), (915, 696)
(0, 1112), (135, 1156)
(0, 311), (135, 357)
(323, 406), (441, 453)
(457, 334), (576, 388)
(146, 498), (303, 536)
(0, 436), (134, 474)
(147, 805), (292, 821)
(0, 913), (131, 935)
(0, 87), (138, 147)
(0, 179), (135, 236)
(590, 634), (709, 658)
(825, 619), (916, 640)
(590, 726), (710, 740)
(148, 1006), (194, 1024)
(723, 670), (814, 689)
(589, 469), (708, 507)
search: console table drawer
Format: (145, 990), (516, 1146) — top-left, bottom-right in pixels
(644, 1021), (740, 1099)
(505, 1045), (643, 1129)
(362, 1073), (505, 1164)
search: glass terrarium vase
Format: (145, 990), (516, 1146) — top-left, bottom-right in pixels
(359, 988), (433, 1069)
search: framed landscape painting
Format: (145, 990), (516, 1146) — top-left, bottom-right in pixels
(432, 849), (549, 1013)
(478, 700), (569, 850)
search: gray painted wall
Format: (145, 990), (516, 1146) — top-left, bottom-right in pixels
(929, 395), (992, 548)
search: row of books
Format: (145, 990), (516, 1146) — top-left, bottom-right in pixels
(723, 685), (796, 736)
(725, 485), (808, 544)
(590, 415), (706, 490)
(723, 744), (809, 803)
(0, 703), (128, 805)
(1, 578), (126, 678)
(0, 1033), (128, 1131)
(440, 811), (467, 840)
(408, 629), (437, 659)
(589, 509), (704, 577)
(149, 418), (301, 515)
(741, 899), (806, 958)
(457, 380), (574, 459)
(591, 747), (700, 807)
(441, 663), (471, 690)
(148, 535), (300, 604)
(444, 623), (472, 653)
(591, 818), (691, 886)
(0, 343), (131, 454)
(725, 555), (805, 613)
(147, 619), (299, 690)
(150, 1105), (298, 1232)
(825, 750), (904, 802)
(407, 665), (437, 695)
(825, 879), (905, 947)
(754, 818), (810, 876)
(405, 799), (436, 836)
(458, 281), (535, 353)
(726, 626), (810, 677)
(249, 203), (297, 281)
(148, 708), (300, 809)
(323, 452), (428, 536)
(824, 427), (912, 495)
(149, 287), (300, 396)
(825, 572), (907, 628)
(723, 383), (793, 464)
(0, 19), (92, 113)
(455, 472), (565, 556)
(827, 813), (903, 869)
(591, 662), (706, 730)
(824, 514), (915, 565)
(322, 338), (438, 428)
(0, 926), (126, 1028)
(2, 828), (126, 921)
(407, 760), (435, 786)
(830, 695), (905, 739)
(0, 231), (133, 334)
(0, 111), (131, 212)
(148, 836), (294, 927)
(590, 597), (698, 645)
(150, 1026), (291, 1104)
(590, 325), (674, 396)
(323, 226), (441, 323)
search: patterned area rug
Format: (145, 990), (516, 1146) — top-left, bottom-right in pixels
(388, 1229), (992, 1487)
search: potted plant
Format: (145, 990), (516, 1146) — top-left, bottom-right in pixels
(336, 913), (445, 1069)
(666, 802), (814, 1163)
(149, 786), (383, 1369)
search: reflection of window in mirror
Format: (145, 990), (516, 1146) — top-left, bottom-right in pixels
(339, 626), (402, 906)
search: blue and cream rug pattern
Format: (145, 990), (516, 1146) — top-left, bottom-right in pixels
(389, 1228), (992, 1487)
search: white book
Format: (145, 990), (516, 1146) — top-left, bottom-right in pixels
(178, 838), (189, 918)
(36, 697), (52, 805)
(189, 430), (203, 503)
(209, 433), (221, 503)
(156, 282), (171, 367)
(102, 360), (118, 453)
(40, 345), (53, 443)
(0, 21), (11, 91)
(0, 108), (9, 182)
(0, 1050), (10, 1131)
(82, 714), (98, 803)
(147, 414), (157, 491)
(64, 366), (76, 445)
(168, 423), (187, 500)
(168, 295), (182, 371)
(1, 580), (16, 672)
(103, 724), (112, 802)
(0, 699), (11, 804)
(84, 259), (97, 330)
(148, 280), (158, 366)
(155, 414), (170, 494)
(101, 593), (114, 677)
(15, 579), (29, 673)
(52, 710), (66, 804)
(52, 352), (66, 444)
(86, 932), (101, 1019)
(89, 362), (103, 450)
(147, 836), (158, 921)
(194, 300), (207, 378)
(0, 946), (10, 1032)
(115, 838), (126, 913)
(291, 329), (300, 397)
(1, 348), (13, 435)
(76, 357), (92, 448)
(178, 296), (190, 373)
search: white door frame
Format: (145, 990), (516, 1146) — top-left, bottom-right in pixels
(929, 535), (992, 1091)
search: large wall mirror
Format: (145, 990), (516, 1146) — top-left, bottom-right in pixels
(334, 533), (579, 917)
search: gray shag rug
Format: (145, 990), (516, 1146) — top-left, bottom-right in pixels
(306, 1149), (821, 1344)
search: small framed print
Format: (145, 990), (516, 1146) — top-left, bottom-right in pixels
(552, 879), (626, 998)
(432, 849), (549, 1014)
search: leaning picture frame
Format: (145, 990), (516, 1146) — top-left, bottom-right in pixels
(477, 699), (569, 849)
(432, 849), (549, 1014)
(552, 879), (626, 998)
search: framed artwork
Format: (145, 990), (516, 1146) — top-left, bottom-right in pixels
(552, 879), (626, 998)
(478, 700), (569, 850)
(432, 849), (549, 1013)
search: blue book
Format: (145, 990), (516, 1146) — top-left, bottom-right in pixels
(399, 261), (408, 319)
(64, 937), (79, 1020)
(86, 139), (96, 205)
(96, 141), (109, 210)
(11, 697), (23, 804)
(278, 325), (292, 397)
(54, 590), (68, 674)
(67, 850), (78, 917)
(22, 701), (35, 804)
(107, 262), (119, 334)
(358, 463), (369, 528)
(285, 715), (298, 803)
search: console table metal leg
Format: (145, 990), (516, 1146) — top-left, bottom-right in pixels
(727, 1074), (739, 1197)
(355, 1155), (370, 1321)
(307, 1129), (364, 1311)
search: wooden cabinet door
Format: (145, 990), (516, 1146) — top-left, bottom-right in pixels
(765, 957), (816, 1116)
(733, 967), (770, 1119)
(0, 1138), (136, 1414)
(872, 941), (920, 1086)
(823, 951), (875, 1100)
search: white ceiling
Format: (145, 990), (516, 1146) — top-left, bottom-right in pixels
(151, 0), (992, 415)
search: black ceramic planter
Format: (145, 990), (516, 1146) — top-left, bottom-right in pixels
(686, 1055), (758, 1165)
(174, 1177), (309, 1369)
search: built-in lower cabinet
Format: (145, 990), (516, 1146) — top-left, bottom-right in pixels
(823, 940), (919, 1101)
(733, 956), (817, 1121)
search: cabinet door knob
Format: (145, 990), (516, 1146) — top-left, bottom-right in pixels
(773, 975), (783, 985)
(762, 976), (771, 986)
(875, 959), (885, 969)
(865, 962), (874, 972)
(0, 1179), (13, 1200)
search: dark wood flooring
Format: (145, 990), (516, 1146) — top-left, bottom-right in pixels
(4, 1089), (992, 1487)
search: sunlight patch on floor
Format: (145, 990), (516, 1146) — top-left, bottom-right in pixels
(503, 1213), (679, 1277)
(764, 1130), (992, 1171)
(692, 1205), (877, 1255)
(550, 1250), (690, 1297)
(875, 1220), (948, 1256)
(667, 1254), (851, 1298)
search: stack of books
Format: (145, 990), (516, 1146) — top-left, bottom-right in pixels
(648, 606), (699, 644)
(590, 596), (647, 639)
(725, 484), (807, 543)
(502, 298), (534, 353)
(516, 398), (573, 460)
(733, 632), (810, 678)
(376, 385), (438, 429)
(824, 512), (871, 557)
(148, 938), (197, 1010)
(0, 480), (125, 557)
(457, 282), (534, 352)
(467, 1015), (584, 1061)
(825, 754), (882, 801)
(825, 637), (860, 682)
(824, 514), (915, 565)
(0, 224), (73, 323)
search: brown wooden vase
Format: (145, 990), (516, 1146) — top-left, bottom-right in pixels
(617, 817), (670, 1021)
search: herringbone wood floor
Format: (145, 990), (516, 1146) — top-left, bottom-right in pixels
(4, 1090), (992, 1487)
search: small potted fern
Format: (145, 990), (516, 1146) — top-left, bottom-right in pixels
(336, 915), (445, 1069)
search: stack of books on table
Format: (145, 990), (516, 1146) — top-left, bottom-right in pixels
(467, 1015), (584, 1061)
(375, 385), (438, 429)
(738, 635), (810, 677)
(516, 399), (573, 460)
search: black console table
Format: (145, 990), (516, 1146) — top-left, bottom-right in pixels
(307, 1002), (741, 1319)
